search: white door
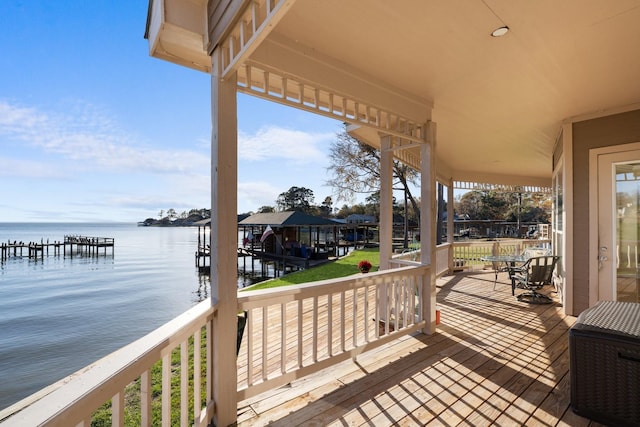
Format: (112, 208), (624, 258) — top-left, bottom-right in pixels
(597, 149), (640, 302)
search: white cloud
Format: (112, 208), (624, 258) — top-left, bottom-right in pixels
(0, 156), (70, 179)
(238, 126), (333, 162)
(238, 181), (281, 211)
(0, 100), (209, 176)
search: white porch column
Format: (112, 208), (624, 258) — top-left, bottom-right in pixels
(447, 179), (454, 243)
(421, 122), (437, 334)
(447, 177), (455, 272)
(211, 48), (238, 426)
(379, 135), (393, 270)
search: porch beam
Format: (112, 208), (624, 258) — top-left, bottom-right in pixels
(210, 48), (238, 426)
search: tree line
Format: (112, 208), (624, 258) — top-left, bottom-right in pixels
(143, 125), (550, 226)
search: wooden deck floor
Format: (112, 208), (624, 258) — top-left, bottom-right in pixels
(237, 270), (606, 426)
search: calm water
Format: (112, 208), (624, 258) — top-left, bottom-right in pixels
(0, 223), (217, 411)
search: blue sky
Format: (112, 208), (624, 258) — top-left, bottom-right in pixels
(0, 1), (344, 223)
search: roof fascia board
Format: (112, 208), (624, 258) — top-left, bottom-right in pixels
(207, 0), (250, 51)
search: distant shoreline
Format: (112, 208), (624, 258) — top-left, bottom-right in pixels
(137, 218), (208, 227)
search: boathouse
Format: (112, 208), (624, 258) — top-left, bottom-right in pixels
(239, 211), (343, 260)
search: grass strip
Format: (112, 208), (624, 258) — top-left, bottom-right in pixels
(243, 247), (381, 291)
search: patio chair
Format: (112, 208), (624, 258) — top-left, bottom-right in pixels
(492, 247), (552, 292)
(510, 255), (560, 304)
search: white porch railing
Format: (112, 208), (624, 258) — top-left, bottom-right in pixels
(387, 244), (449, 278)
(0, 300), (217, 427)
(0, 265), (429, 426)
(387, 240), (550, 277)
(236, 265), (429, 400)
(388, 248), (420, 268)
(435, 243), (450, 277)
(453, 239), (551, 269)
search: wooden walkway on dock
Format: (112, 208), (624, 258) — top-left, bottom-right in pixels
(237, 270), (602, 426)
(0, 235), (114, 261)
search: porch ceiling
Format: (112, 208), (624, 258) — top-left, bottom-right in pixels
(259, 0), (640, 186)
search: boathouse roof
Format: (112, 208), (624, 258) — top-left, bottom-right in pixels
(192, 214), (249, 227)
(238, 211), (341, 227)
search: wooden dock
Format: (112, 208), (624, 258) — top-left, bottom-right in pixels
(0, 235), (114, 261)
(196, 244), (333, 276)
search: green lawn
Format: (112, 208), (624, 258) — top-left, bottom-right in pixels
(243, 247), (380, 291)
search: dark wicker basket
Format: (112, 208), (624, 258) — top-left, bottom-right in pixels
(569, 301), (640, 427)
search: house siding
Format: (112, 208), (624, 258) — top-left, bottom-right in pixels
(572, 108), (640, 314)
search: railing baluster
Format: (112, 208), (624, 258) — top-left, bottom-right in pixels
(111, 391), (124, 426)
(141, 369), (151, 426)
(349, 289), (354, 349)
(193, 329), (201, 426)
(418, 279), (424, 322)
(180, 341), (188, 427)
(247, 307), (253, 385)
(410, 279), (416, 325)
(393, 281), (398, 329)
(327, 293), (333, 357)
(364, 286), (369, 342)
(281, 303), (286, 373)
(297, 300), (302, 368)
(313, 296), (318, 362)
(262, 306), (268, 381)
(374, 285), (380, 339)
(386, 283), (391, 335)
(405, 279), (411, 326)
(206, 318), (212, 404)
(162, 353), (171, 427)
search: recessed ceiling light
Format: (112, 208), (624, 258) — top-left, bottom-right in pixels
(491, 26), (509, 37)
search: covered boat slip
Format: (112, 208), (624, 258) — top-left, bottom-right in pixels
(237, 211), (377, 275)
(236, 270), (596, 426)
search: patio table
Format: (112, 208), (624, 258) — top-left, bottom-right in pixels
(481, 255), (528, 295)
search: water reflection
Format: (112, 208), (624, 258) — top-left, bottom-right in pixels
(193, 273), (210, 303)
